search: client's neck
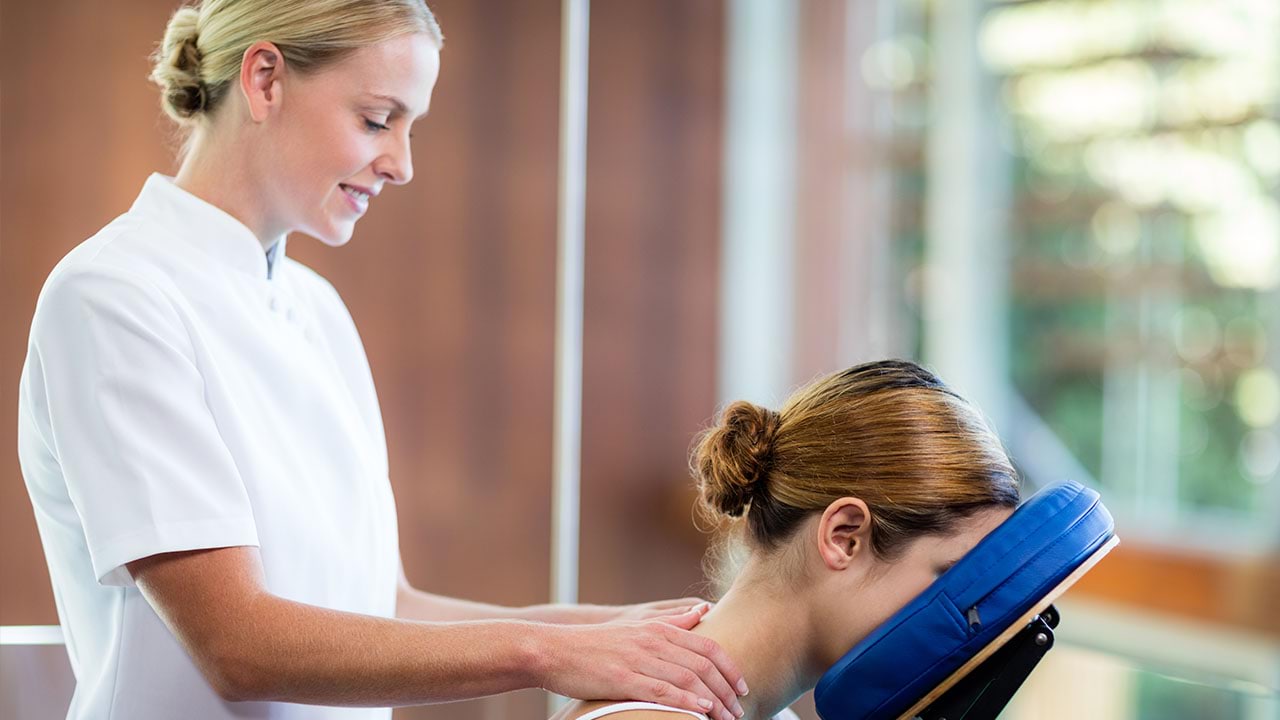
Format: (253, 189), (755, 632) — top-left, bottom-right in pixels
(691, 560), (824, 720)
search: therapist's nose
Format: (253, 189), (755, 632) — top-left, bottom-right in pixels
(374, 135), (414, 185)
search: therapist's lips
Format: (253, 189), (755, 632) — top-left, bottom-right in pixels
(338, 183), (377, 213)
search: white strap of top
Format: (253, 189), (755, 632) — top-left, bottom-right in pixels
(574, 702), (708, 720)
(573, 701), (802, 720)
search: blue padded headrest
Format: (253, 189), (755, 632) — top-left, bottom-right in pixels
(813, 479), (1115, 720)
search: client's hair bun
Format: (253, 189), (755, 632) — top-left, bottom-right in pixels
(692, 400), (782, 518)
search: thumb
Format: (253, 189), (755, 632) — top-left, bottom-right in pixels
(657, 601), (711, 629)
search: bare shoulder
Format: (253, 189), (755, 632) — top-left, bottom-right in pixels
(553, 699), (702, 720)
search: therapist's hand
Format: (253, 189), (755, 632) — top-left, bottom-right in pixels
(535, 604), (748, 720)
(611, 597), (714, 624)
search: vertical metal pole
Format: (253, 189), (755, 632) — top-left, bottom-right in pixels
(922, 0), (1011, 430)
(549, 0), (589, 711)
(841, 0), (901, 363)
(718, 0), (798, 406)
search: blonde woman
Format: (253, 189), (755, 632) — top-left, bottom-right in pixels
(553, 360), (1021, 720)
(16, 2), (747, 719)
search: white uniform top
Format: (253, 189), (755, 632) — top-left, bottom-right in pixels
(17, 173), (400, 720)
(574, 702), (802, 720)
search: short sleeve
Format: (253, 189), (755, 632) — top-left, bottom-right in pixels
(29, 268), (258, 586)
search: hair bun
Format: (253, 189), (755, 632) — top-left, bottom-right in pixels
(692, 400), (781, 518)
(150, 6), (207, 121)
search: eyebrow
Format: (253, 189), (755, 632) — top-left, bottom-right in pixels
(366, 94), (428, 122)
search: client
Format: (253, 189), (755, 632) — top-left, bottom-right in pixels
(552, 359), (1021, 720)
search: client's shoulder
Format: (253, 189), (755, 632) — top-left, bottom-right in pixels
(555, 699), (708, 720)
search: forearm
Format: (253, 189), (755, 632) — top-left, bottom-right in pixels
(395, 585), (515, 622)
(517, 602), (616, 624)
(135, 549), (743, 718)
(396, 584), (616, 625)
(200, 593), (548, 706)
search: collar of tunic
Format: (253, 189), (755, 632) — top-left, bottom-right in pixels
(130, 173), (288, 281)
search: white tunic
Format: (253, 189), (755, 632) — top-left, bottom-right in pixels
(17, 173), (400, 719)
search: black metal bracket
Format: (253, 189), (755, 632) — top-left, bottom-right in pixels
(912, 604), (1061, 720)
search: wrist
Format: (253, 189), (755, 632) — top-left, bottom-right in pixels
(566, 603), (617, 624)
(521, 602), (616, 625)
(521, 621), (564, 690)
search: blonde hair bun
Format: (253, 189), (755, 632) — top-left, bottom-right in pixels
(150, 7), (206, 121)
(692, 400), (782, 518)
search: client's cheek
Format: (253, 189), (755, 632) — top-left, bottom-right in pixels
(883, 573), (934, 617)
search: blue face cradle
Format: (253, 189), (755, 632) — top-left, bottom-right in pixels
(813, 479), (1117, 720)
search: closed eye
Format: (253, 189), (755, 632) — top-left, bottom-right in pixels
(363, 118), (391, 132)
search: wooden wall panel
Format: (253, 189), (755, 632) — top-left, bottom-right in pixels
(1, 0), (181, 625)
(2, 0), (736, 717)
(578, 0), (726, 607)
(293, 2), (565, 717)
(0, 0), (569, 616)
(309, 0), (564, 623)
(793, 0), (852, 383)
(1, 1), (563, 718)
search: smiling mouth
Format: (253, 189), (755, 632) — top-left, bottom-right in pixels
(339, 184), (370, 204)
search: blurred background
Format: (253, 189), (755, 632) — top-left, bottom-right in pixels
(1, 0), (1277, 718)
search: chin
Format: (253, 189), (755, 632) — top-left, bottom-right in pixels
(307, 223), (355, 248)
(318, 233), (353, 248)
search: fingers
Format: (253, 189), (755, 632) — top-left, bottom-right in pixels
(649, 597), (707, 612)
(657, 603), (711, 630)
(635, 645), (743, 720)
(660, 625), (749, 705)
(547, 619), (747, 720)
(629, 597), (713, 623)
(625, 675), (718, 719)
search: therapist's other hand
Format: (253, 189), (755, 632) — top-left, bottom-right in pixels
(536, 604), (748, 720)
(612, 597), (713, 624)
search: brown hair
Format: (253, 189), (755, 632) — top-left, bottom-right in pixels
(150, 0), (443, 126)
(692, 360), (1020, 562)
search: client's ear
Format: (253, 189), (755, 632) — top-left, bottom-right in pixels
(817, 497), (872, 570)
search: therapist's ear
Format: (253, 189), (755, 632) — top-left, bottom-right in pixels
(240, 41), (285, 123)
(817, 497), (872, 571)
